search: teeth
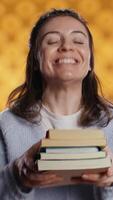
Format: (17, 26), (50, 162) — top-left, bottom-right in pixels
(58, 58), (76, 64)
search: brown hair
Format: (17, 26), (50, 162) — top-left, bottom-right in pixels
(7, 8), (113, 127)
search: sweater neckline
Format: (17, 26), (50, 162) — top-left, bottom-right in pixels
(41, 104), (81, 121)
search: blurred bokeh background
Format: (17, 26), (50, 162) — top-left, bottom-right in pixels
(0, 0), (113, 111)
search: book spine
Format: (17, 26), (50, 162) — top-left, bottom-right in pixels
(48, 129), (105, 139)
(40, 152), (106, 160)
(41, 139), (106, 147)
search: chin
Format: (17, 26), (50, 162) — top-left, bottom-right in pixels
(56, 76), (82, 83)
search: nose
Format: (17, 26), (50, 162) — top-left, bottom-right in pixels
(58, 39), (74, 52)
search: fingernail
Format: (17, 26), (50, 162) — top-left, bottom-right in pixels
(82, 174), (89, 179)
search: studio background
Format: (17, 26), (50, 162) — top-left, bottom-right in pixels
(0, 0), (113, 110)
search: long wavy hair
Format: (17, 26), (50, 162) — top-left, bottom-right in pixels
(7, 8), (113, 127)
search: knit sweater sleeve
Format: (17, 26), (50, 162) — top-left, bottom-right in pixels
(93, 118), (113, 200)
(0, 129), (34, 200)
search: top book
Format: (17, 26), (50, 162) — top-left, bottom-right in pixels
(41, 129), (106, 148)
(46, 129), (105, 140)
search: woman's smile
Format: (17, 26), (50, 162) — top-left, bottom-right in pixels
(54, 57), (80, 65)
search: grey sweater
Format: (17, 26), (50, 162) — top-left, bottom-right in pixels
(0, 107), (113, 200)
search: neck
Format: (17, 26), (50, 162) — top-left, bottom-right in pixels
(42, 81), (82, 115)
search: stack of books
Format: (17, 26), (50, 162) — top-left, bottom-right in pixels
(37, 129), (111, 186)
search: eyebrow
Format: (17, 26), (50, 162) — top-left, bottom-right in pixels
(71, 30), (87, 37)
(41, 30), (87, 40)
(41, 31), (60, 41)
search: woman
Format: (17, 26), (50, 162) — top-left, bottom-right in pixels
(0, 8), (113, 200)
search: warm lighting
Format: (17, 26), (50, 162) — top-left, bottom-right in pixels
(0, 0), (113, 110)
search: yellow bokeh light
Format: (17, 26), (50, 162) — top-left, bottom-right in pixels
(0, 0), (113, 110)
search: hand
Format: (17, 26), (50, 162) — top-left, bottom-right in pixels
(80, 146), (113, 187)
(13, 141), (63, 190)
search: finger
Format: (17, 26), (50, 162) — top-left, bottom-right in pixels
(96, 181), (111, 187)
(82, 173), (102, 181)
(95, 177), (113, 187)
(103, 146), (109, 152)
(107, 167), (113, 177)
(22, 172), (63, 187)
(23, 159), (38, 173)
(81, 172), (113, 187)
(23, 170), (61, 183)
(29, 140), (42, 156)
(104, 146), (113, 158)
(71, 177), (96, 185)
(38, 176), (63, 187)
(31, 173), (58, 182)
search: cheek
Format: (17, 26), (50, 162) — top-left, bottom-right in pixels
(38, 48), (54, 74)
(81, 45), (90, 56)
(82, 47), (90, 65)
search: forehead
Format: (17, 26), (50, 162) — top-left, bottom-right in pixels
(39, 16), (88, 37)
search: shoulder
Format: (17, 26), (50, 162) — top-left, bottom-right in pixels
(0, 109), (46, 159)
(0, 108), (46, 140)
(0, 108), (19, 122)
(0, 109), (44, 135)
(0, 109), (30, 131)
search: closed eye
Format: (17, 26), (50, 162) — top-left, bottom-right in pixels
(47, 40), (59, 45)
(73, 40), (84, 44)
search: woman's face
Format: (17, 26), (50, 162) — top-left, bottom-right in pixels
(38, 16), (91, 84)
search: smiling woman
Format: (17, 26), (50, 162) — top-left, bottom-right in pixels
(38, 16), (90, 84)
(6, 9), (112, 126)
(0, 8), (113, 200)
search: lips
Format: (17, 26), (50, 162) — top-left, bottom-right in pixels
(54, 57), (80, 65)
